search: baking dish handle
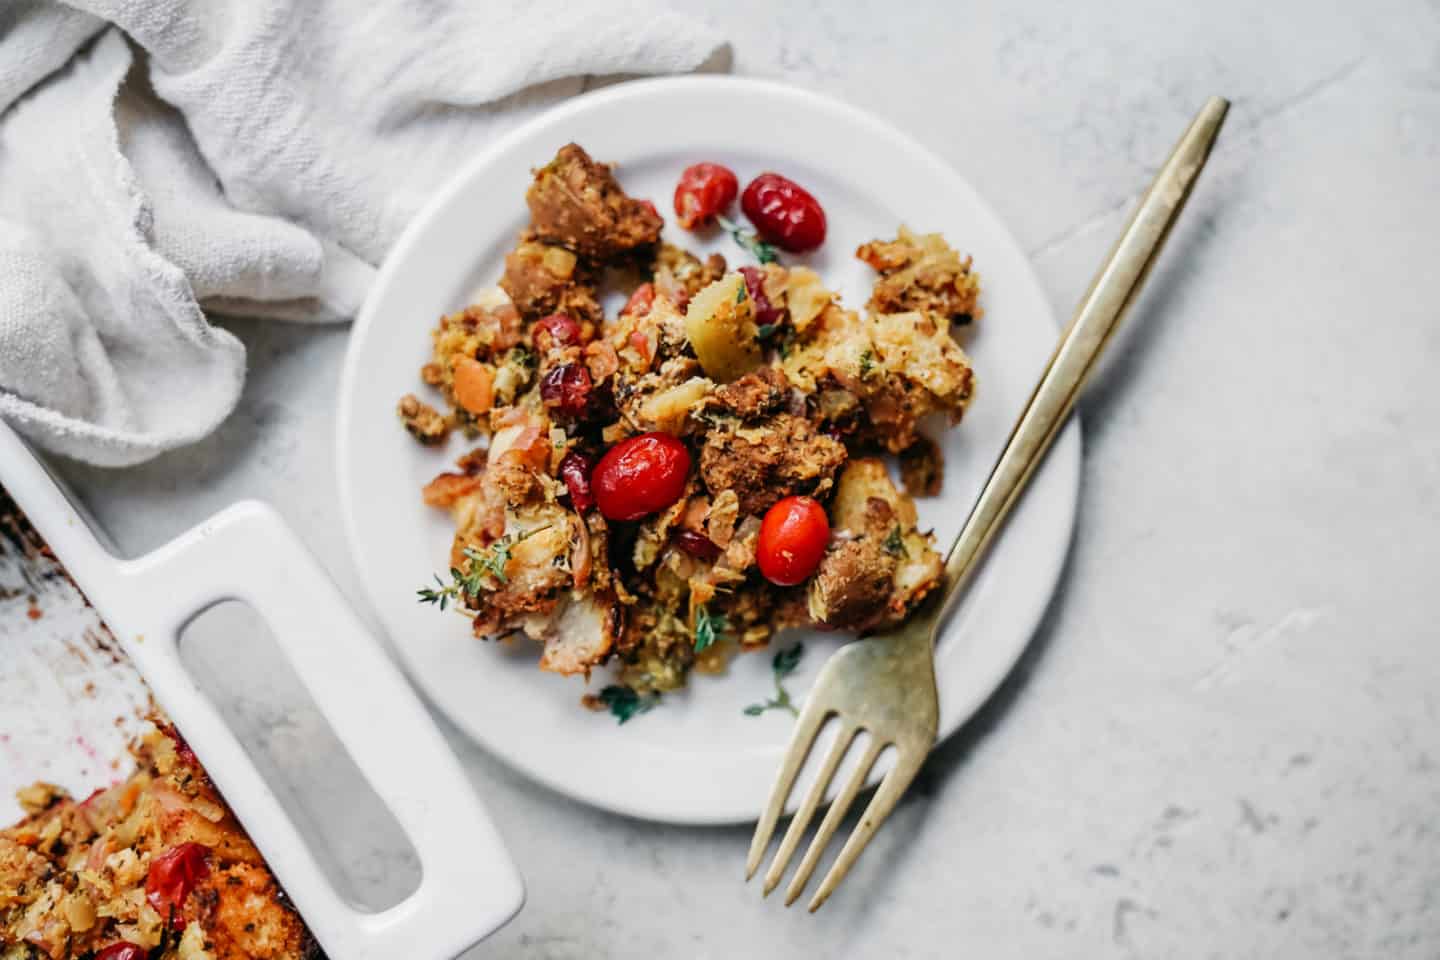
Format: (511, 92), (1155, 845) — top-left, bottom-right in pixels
(0, 421), (522, 960)
(115, 500), (525, 959)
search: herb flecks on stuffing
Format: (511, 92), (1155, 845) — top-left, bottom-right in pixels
(401, 143), (983, 710)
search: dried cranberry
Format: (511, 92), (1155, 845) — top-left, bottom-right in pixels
(534, 313), (580, 348)
(674, 162), (739, 229)
(94, 945), (147, 960)
(738, 266), (783, 330)
(741, 173), (827, 252)
(146, 842), (210, 916)
(540, 362), (593, 418)
(674, 529), (721, 561)
(559, 450), (596, 513)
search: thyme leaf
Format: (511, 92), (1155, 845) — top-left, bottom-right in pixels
(717, 214), (778, 265)
(743, 643), (805, 717)
(417, 524), (551, 607)
(597, 685), (658, 724)
(693, 604), (728, 653)
(883, 525), (908, 558)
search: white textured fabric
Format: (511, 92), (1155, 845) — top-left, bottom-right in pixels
(0, 2), (724, 466)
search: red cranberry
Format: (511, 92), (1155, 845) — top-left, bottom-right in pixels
(674, 162), (739, 229)
(540, 362), (593, 418)
(738, 266), (783, 329)
(741, 173), (827, 252)
(95, 945), (147, 960)
(559, 450), (596, 513)
(674, 529), (721, 561)
(146, 842), (210, 915)
(593, 433), (692, 521)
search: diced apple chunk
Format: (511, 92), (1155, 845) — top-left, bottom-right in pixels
(684, 273), (762, 383)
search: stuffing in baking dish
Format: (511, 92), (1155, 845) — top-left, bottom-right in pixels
(401, 144), (981, 710)
(0, 722), (317, 960)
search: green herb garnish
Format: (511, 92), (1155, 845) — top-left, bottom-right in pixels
(417, 525), (550, 607)
(858, 349), (875, 379)
(756, 322), (782, 340)
(509, 344), (535, 371)
(735, 282), (747, 304)
(883, 525), (908, 558)
(598, 685), (658, 724)
(744, 643), (804, 717)
(693, 604), (728, 653)
(717, 215), (778, 265)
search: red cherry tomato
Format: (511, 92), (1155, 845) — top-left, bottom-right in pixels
(534, 313), (580, 348)
(741, 173), (827, 252)
(95, 944), (147, 960)
(593, 433), (692, 521)
(674, 162), (739, 230)
(145, 842), (210, 916)
(558, 450), (596, 513)
(757, 496), (830, 586)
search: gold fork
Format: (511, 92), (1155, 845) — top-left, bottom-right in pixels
(746, 96), (1230, 912)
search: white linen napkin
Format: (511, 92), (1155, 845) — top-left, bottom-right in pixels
(0, 1), (724, 466)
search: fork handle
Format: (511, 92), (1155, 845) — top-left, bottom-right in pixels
(939, 96), (1229, 605)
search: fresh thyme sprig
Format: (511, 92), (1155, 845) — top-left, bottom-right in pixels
(743, 643), (804, 717)
(858, 348), (876, 379)
(717, 214), (778, 265)
(597, 685), (659, 724)
(883, 524), (908, 558)
(416, 525), (551, 609)
(693, 603), (728, 653)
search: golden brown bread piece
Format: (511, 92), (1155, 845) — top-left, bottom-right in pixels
(857, 225), (981, 323)
(697, 414), (847, 515)
(808, 459), (944, 632)
(707, 367), (790, 421)
(899, 435), (944, 497)
(525, 144), (662, 261)
(397, 393), (450, 444)
(499, 238), (602, 324)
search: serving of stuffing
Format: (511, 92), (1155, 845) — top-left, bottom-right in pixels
(0, 722), (317, 960)
(401, 145), (982, 713)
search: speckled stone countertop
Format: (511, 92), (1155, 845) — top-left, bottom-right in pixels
(31, 0), (1440, 956)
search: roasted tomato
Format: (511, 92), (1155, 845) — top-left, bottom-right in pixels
(94, 945), (147, 960)
(145, 842), (210, 916)
(622, 282), (656, 317)
(593, 433), (692, 520)
(757, 495), (830, 585)
(674, 162), (739, 230)
(534, 312), (581, 348)
(741, 173), (827, 252)
(559, 450), (596, 513)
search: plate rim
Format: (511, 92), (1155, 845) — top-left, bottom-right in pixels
(336, 74), (1081, 824)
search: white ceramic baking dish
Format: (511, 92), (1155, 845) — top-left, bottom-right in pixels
(0, 420), (523, 959)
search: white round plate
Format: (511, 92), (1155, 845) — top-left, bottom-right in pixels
(338, 77), (1079, 824)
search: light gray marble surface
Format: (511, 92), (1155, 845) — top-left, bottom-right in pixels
(44, 0), (1440, 956)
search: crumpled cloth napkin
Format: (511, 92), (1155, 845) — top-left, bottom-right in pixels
(0, 1), (723, 466)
